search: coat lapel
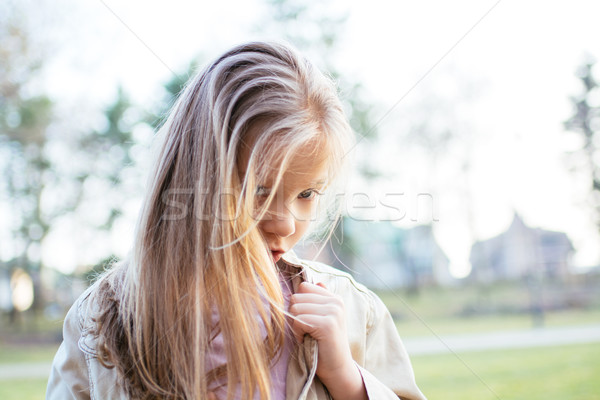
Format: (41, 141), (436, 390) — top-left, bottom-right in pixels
(280, 251), (322, 400)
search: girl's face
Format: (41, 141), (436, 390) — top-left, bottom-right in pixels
(255, 150), (329, 263)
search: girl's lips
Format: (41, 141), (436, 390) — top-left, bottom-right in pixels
(270, 250), (284, 262)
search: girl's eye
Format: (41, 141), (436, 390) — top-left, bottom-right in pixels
(256, 186), (271, 197)
(298, 189), (320, 200)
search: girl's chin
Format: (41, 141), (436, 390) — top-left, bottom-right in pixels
(270, 251), (283, 263)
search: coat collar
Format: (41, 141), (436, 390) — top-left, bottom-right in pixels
(280, 248), (304, 268)
(278, 248), (322, 290)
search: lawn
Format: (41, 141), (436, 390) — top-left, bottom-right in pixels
(1, 342), (599, 399)
(0, 343), (60, 364)
(0, 378), (50, 400)
(412, 342), (600, 399)
(0, 344), (59, 400)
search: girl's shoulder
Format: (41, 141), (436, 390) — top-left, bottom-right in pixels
(47, 269), (127, 399)
(67, 265), (127, 357)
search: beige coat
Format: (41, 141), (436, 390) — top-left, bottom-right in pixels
(46, 250), (426, 400)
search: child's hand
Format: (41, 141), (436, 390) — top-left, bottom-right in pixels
(289, 281), (367, 400)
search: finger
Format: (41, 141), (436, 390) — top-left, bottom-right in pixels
(292, 328), (306, 344)
(290, 318), (311, 343)
(290, 292), (333, 306)
(298, 281), (331, 295)
(289, 302), (339, 317)
(290, 314), (318, 343)
(208, 392), (217, 400)
(291, 314), (337, 341)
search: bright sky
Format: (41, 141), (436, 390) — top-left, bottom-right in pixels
(4, 0), (600, 276)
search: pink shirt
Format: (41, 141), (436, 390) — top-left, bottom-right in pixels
(206, 271), (294, 399)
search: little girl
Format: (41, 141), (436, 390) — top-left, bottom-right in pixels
(46, 41), (425, 400)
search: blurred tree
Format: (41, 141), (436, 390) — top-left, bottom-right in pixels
(77, 85), (139, 230)
(0, 6), (56, 313)
(0, 2), (143, 316)
(144, 60), (197, 130)
(564, 57), (600, 230)
(82, 254), (120, 285)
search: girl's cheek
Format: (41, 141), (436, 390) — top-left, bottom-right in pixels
(290, 201), (318, 223)
(299, 201), (317, 224)
(250, 198), (273, 221)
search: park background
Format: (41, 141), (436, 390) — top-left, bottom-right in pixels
(1, 0), (600, 398)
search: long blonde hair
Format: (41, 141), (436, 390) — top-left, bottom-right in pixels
(92, 41), (354, 399)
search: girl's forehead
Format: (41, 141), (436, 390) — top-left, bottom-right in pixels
(253, 144), (328, 189)
(279, 152), (329, 188)
(238, 129), (332, 188)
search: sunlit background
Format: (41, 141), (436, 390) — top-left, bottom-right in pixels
(1, 0), (600, 399)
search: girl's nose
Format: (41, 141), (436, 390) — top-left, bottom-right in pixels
(261, 206), (296, 238)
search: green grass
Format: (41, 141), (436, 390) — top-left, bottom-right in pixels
(1, 343), (598, 400)
(0, 344), (60, 364)
(0, 344), (57, 400)
(0, 378), (49, 400)
(412, 342), (600, 400)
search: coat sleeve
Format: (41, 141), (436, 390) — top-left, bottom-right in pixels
(46, 297), (92, 400)
(359, 290), (427, 400)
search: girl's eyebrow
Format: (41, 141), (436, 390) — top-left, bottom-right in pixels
(259, 178), (326, 189)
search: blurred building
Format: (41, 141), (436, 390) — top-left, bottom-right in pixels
(295, 218), (453, 289)
(469, 213), (574, 282)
